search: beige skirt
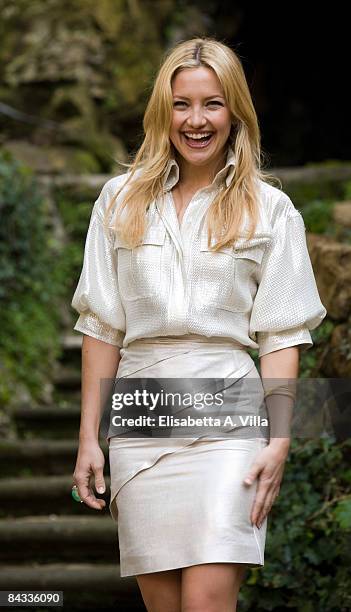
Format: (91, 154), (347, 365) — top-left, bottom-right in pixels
(108, 335), (269, 577)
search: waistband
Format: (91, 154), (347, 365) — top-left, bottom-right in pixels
(126, 334), (246, 351)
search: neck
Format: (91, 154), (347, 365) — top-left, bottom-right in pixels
(175, 148), (228, 190)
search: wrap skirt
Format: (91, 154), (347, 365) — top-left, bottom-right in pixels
(108, 334), (270, 577)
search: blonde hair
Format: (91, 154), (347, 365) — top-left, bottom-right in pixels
(103, 37), (281, 251)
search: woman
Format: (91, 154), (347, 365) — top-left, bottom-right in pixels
(71, 37), (327, 612)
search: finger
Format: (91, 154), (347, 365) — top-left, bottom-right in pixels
(81, 474), (106, 510)
(75, 474), (106, 511)
(93, 465), (106, 495)
(256, 490), (279, 527)
(250, 477), (273, 524)
(250, 488), (269, 525)
(81, 487), (106, 510)
(243, 460), (262, 485)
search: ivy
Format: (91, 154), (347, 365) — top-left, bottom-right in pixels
(0, 150), (66, 405)
(239, 437), (351, 610)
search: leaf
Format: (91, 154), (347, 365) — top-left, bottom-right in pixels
(333, 499), (351, 530)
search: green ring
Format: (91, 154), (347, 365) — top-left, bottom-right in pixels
(71, 487), (82, 503)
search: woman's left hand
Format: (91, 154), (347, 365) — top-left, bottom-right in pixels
(243, 442), (290, 528)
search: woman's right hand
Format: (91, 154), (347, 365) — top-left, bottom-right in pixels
(73, 440), (107, 510)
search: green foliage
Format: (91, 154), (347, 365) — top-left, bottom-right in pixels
(239, 437), (351, 611)
(53, 186), (96, 289)
(299, 320), (334, 378)
(296, 195), (351, 245)
(0, 150), (67, 405)
(301, 199), (334, 235)
(286, 180), (346, 209)
(342, 180), (351, 200)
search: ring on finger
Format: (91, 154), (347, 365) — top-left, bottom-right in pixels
(71, 484), (84, 503)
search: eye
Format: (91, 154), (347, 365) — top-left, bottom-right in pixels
(173, 100), (223, 107)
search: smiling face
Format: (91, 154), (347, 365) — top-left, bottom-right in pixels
(169, 66), (232, 173)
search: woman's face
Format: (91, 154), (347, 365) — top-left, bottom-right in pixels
(170, 66), (232, 168)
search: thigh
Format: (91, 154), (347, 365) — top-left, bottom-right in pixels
(136, 568), (182, 612)
(181, 563), (248, 611)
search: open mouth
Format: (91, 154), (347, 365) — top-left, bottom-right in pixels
(182, 133), (214, 148)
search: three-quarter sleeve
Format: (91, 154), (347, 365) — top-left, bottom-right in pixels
(249, 203), (327, 358)
(71, 192), (125, 348)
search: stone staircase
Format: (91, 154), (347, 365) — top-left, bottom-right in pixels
(0, 336), (145, 611)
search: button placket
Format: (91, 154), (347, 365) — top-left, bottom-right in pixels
(186, 190), (216, 277)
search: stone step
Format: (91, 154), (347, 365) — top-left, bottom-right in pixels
(51, 388), (82, 408)
(0, 439), (109, 476)
(61, 333), (84, 351)
(11, 404), (81, 440)
(0, 563), (144, 611)
(57, 334), (82, 373)
(0, 475), (112, 518)
(52, 366), (81, 390)
(0, 516), (118, 563)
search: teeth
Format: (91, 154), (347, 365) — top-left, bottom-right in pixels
(184, 133), (212, 139)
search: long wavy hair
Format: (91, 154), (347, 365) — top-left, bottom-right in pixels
(103, 37), (281, 251)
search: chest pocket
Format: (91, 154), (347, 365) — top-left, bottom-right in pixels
(197, 232), (267, 312)
(114, 226), (166, 300)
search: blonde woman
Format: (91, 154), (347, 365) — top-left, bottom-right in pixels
(71, 37), (327, 611)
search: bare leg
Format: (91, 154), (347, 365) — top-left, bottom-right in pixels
(181, 563), (248, 612)
(136, 568), (182, 612)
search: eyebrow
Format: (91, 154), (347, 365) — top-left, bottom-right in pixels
(173, 95), (225, 100)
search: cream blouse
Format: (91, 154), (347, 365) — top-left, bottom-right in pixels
(71, 146), (327, 357)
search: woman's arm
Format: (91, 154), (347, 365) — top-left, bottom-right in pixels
(73, 335), (121, 510)
(260, 345), (299, 452)
(243, 346), (299, 528)
(79, 335), (121, 442)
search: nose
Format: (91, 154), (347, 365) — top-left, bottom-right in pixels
(186, 105), (207, 129)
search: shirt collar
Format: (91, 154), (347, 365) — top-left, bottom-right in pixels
(162, 145), (236, 193)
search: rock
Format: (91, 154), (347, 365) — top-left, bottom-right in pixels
(2, 138), (127, 174)
(333, 201), (351, 228)
(3, 140), (99, 174)
(321, 320), (351, 378)
(307, 233), (351, 321)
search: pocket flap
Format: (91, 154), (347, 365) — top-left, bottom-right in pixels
(233, 234), (272, 250)
(232, 234), (272, 264)
(114, 226), (166, 249)
(141, 226), (166, 246)
(233, 245), (265, 264)
(200, 232), (234, 254)
(200, 231), (272, 258)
